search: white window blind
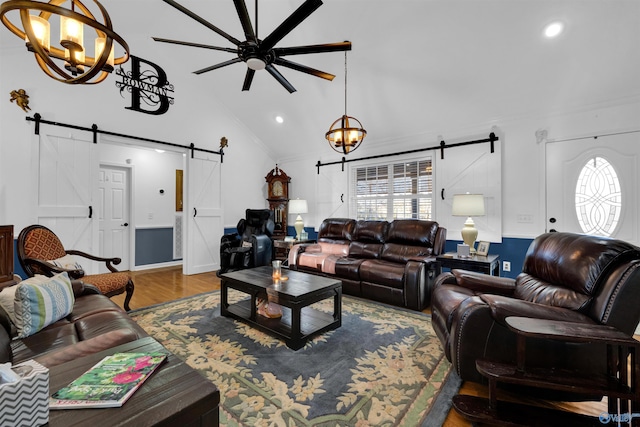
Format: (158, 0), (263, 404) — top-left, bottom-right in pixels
(351, 158), (433, 221)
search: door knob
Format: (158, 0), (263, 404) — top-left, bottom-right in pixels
(121, 223), (129, 227)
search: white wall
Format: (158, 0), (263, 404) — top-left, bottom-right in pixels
(277, 100), (640, 239)
(0, 45), (276, 234)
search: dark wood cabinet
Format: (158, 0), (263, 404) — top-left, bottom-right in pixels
(0, 225), (16, 287)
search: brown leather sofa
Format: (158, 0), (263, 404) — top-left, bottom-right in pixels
(0, 280), (148, 367)
(431, 232), (640, 387)
(288, 218), (447, 310)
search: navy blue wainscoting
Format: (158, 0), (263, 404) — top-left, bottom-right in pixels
(444, 237), (534, 279)
(135, 227), (178, 266)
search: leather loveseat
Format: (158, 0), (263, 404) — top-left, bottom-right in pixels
(0, 278), (148, 368)
(431, 232), (640, 385)
(288, 218), (447, 310)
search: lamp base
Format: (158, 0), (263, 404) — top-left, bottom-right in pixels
(294, 215), (304, 240)
(461, 217), (478, 254)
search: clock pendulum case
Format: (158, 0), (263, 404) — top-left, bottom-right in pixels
(265, 165), (291, 239)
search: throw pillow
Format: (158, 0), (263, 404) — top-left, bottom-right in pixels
(14, 272), (75, 338)
(49, 254), (83, 271)
(0, 275), (50, 326)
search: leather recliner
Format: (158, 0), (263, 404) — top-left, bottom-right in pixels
(218, 209), (275, 276)
(431, 232), (640, 387)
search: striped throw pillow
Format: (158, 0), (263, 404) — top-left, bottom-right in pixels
(14, 272), (75, 338)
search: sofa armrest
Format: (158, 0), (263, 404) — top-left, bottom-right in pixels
(480, 294), (595, 326)
(288, 243), (319, 268)
(450, 269), (516, 295)
(403, 260), (439, 310)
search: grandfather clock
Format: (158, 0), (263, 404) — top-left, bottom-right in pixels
(265, 165), (290, 239)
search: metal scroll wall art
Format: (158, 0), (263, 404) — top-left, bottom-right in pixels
(115, 55), (174, 115)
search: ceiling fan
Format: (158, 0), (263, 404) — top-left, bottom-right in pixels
(153, 0), (352, 93)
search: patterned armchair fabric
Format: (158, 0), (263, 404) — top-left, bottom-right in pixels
(17, 225), (135, 311)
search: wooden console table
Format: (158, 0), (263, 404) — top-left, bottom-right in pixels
(453, 316), (640, 426)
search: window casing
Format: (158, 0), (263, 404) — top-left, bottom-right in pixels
(351, 157), (433, 221)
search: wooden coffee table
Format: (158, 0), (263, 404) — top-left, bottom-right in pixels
(47, 337), (220, 427)
(220, 266), (342, 350)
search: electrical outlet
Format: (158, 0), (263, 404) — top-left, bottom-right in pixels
(503, 261), (511, 272)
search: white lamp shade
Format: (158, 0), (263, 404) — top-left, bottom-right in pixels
(289, 199), (308, 214)
(452, 194), (485, 217)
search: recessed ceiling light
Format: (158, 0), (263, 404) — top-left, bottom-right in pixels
(544, 21), (564, 38)
(275, 116), (284, 124)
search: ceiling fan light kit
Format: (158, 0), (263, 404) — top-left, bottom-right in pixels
(155, 0), (351, 93)
(0, 0), (130, 84)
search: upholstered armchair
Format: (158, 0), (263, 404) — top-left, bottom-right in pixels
(17, 225), (134, 311)
(431, 232), (640, 390)
(218, 209), (275, 276)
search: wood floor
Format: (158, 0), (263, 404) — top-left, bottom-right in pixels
(110, 266), (607, 426)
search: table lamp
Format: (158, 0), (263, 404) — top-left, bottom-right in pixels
(452, 193), (485, 254)
(288, 199), (308, 240)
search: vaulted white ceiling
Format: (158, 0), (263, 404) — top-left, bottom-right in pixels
(7, 0), (640, 161)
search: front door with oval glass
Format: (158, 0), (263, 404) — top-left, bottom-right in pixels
(546, 132), (639, 245)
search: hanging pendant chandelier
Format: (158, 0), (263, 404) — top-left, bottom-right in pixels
(0, 0), (130, 84)
(325, 49), (366, 154)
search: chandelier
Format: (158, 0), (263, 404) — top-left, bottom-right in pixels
(0, 0), (130, 84)
(325, 49), (366, 154)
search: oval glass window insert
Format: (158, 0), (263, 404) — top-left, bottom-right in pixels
(575, 157), (621, 236)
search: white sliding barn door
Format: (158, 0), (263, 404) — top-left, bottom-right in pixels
(183, 152), (223, 275)
(435, 139), (502, 243)
(34, 128), (99, 273)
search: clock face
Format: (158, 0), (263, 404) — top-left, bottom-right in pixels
(272, 181), (284, 197)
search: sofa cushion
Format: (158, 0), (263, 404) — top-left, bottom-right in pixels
(353, 220), (389, 243)
(381, 243), (433, 264)
(14, 272), (75, 338)
(317, 218), (356, 243)
(523, 232), (640, 296)
(11, 321), (79, 363)
(514, 273), (592, 311)
(386, 220), (439, 247)
(359, 259), (405, 289)
(348, 241), (383, 259)
(334, 257), (366, 281)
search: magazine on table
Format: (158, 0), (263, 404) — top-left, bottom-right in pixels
(50, 352), (168, 409)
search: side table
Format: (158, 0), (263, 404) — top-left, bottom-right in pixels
(436, 253), (500, 276)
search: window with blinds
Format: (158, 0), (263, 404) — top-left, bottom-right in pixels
(351, 158), (433, 220)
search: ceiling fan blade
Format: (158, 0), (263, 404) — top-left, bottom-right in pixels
(194, 57), (243, 75)
(162, 0), (242, 46)
(265, 64), (296, 93)
(274, 58), (335, 81)
(242, 69), (255, 91)
(261, 0), (323, 51)
(274, 41), (351, 57)
(233, 0), (256, 43)
(152, 37), (237, 54)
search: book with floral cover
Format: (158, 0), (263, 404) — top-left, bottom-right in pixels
(50, 352), (167, 409)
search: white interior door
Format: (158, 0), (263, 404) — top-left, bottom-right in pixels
(546, 132), (639, 245)
(98, 165), (131, 271)
(435, 139), (502, 243)
(184, 152), (223, 275)
(34, 128), (99, 273)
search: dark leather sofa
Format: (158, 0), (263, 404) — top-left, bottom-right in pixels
(288, 218), (447, 310)
(431, 232), (640, 387)
(0, 280), (148, 367)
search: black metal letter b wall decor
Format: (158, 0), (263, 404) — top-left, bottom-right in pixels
(116, 55), (175, 115)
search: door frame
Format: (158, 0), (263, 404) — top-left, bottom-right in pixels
(99, 161), (135, 270)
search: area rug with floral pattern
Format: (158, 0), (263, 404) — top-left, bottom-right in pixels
(130, 291), (460, 426)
